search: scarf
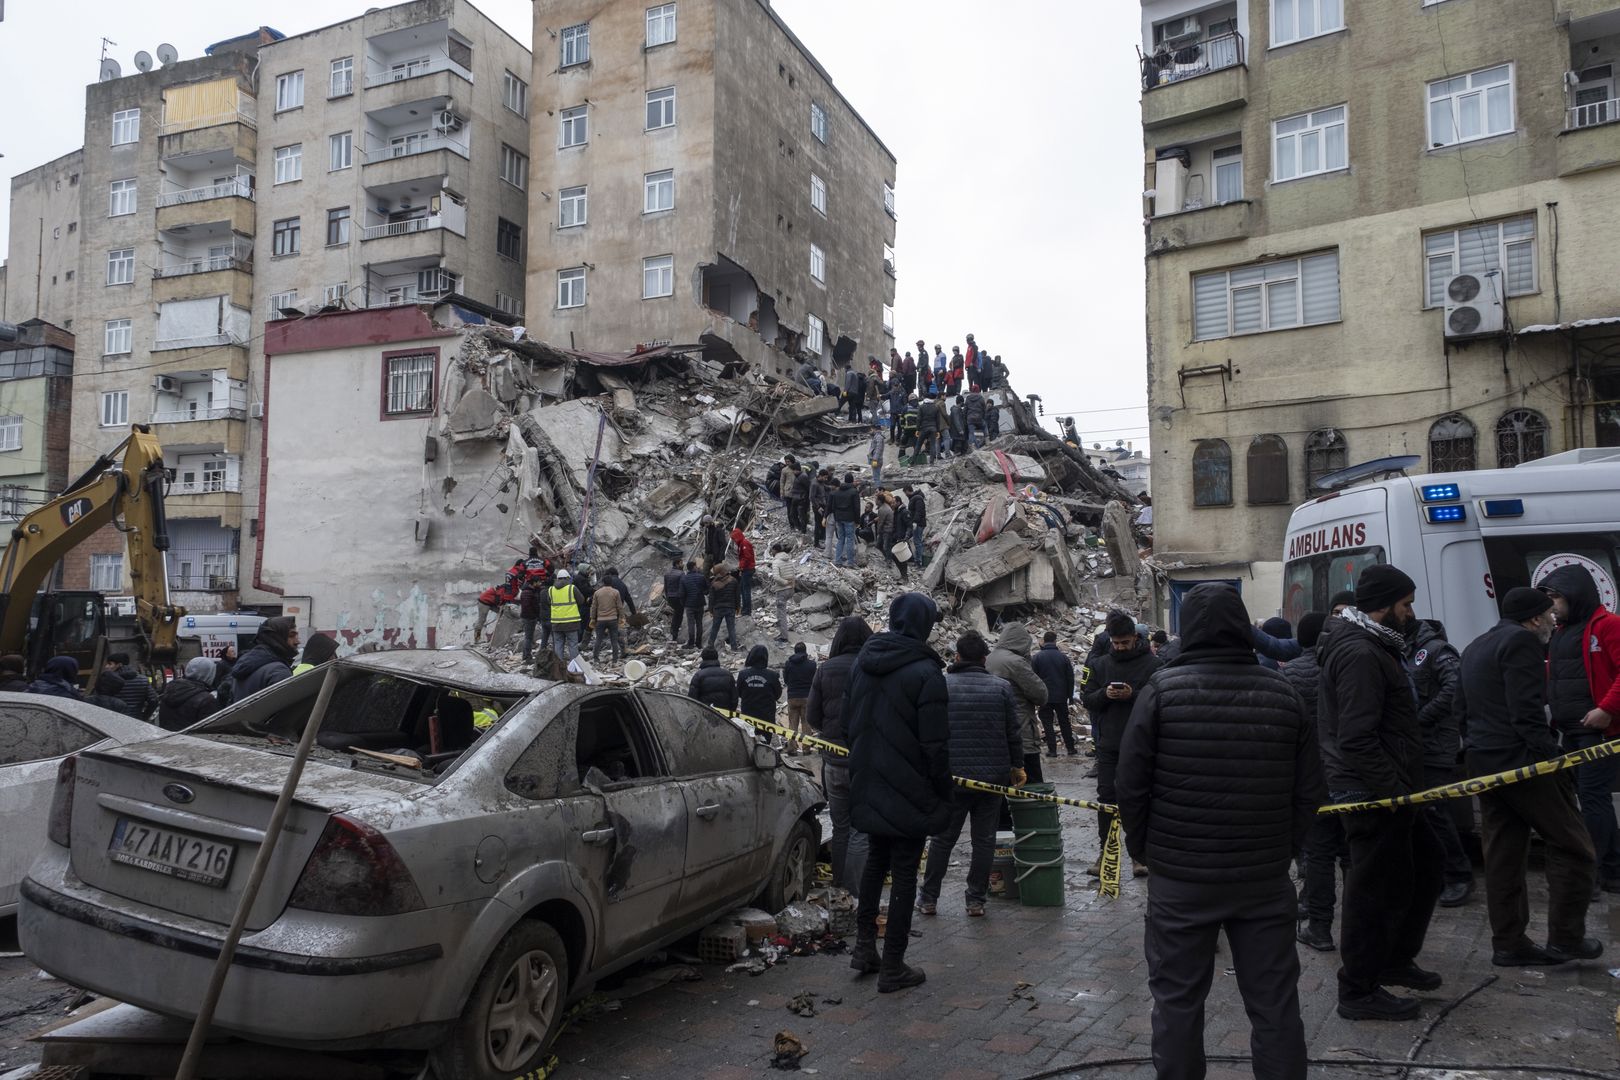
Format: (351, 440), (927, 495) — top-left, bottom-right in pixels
(1337, 605), (1406, 652)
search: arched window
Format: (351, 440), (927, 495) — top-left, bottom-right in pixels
(1192, 439), (1232, 507)
(1496, 409), (1549, 467)
(1428, 413), (1477, 472)
(1304, 428), (1348, 491)
(1247, 434), (1290, 505)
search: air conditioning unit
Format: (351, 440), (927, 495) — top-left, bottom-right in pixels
(434, 110), (464, 133)
(1443, 270), (1505, 339)
(249, 402), (264, 419)
(153, 375), (179, 393)
(1165, 15), (1201, 42)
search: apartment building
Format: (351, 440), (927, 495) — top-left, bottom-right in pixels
(525, 0), (897, 378)
(0, 321), (74, 553)
(1140, 0), (1620, 623)
(3, 152), (86, 327)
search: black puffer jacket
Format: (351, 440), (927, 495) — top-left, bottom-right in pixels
(847, 595), (952, 839)
(736, 645), (782, 722)
(158, 677), (219, 732)
(1117, 583), (1323, 883)
(829, 482), (861, 523)
(118, 670), (157, 719)
(679, 570), (709, 610)
(1545, 564), (1600, 733)
(1408, 619), (1462, 769)
(688, 659), (738, 711)
(943, 661), (1022, 785)
(1031, 643), (1075, 705)
(223, 617), (298, 704)
(1318, 611), (1423, 797)
(806, 616), (871, 767)
(782, 652), (817, 700)
(708, 572), (740, 613)
(1457, 618), (1561, 774)
(661, 567), (684, 608)
(1081, 638), (1162, 751)
(1280, 651), (1322, 730)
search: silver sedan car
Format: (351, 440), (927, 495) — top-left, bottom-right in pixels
(21, 650), (822, 1080)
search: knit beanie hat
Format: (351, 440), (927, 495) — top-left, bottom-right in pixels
(1354, 565), (1416, 612)
(1501, 587), (1553, 622)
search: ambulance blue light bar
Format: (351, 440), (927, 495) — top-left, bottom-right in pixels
(1420, 483), (1461, 503)
(1425, 504), (1466, 524)
(1481, 499), (1525, 518)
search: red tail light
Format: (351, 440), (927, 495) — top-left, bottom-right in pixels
(46, 755), (78, 847)
(288, 815), (424, 916)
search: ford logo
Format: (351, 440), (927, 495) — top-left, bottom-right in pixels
(162, 783), (195, 805)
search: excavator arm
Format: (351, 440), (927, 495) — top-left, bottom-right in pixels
(0, 427), (186, 664)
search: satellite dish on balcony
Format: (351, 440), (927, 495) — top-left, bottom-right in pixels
(99, 58), (122, 81)
(156, 43), (179, 66)
(134, 51), (154, 72)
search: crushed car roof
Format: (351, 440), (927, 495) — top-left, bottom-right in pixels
(335, 649), (559, 696)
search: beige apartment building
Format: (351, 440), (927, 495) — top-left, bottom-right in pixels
(1140, 0), (1620, 624)
(3, 151), (86, 328)
(525, 0), (897, 377)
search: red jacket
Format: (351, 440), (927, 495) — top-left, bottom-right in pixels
(1582, 607), (1620, 734)
(730, 529), (756, 571)
(480, 582), (517, 607)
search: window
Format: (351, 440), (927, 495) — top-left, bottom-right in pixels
(883, 181), (896, 216)
(643, 254), (674, 298)
(330, 57), (354, 97)
(644, 694), (753, 775)
(68, 222), (76, 233)
(561, 23), (590, 67)
(500, 144), (527, 189)
(0, 416), (18, 452)
(104, 318), (132, 356)
(106, 248), (134, 286)
(273, 217), (301, 256)
(329, 132), (353, 171)
(504, 70), (528, 116)
(646, 3), (677, 47)
(274, 144), (303, 184)
(497, 218), (523, 261)
(268, 290), (298, 318)
(1214, 146), (1244, 203)
(810, 243), (825, 283)
(810, 173), (826, 215)
(1271, 0), (1344, 47)
(1273, 105), (1346, 181)
(810, 101), (827, 143)
(883, 242), (896, 273)
(559, 185), (587, 228)
(100, 390), (129, 428)
(646, 86), (676, 129)
(108, 178), (137, 216)
(496, 292), (524, 316)
(90, 554), (123, 592)
(111, 108), (140, 145)
(1193, 251), (1340, 340)
(326, 207), (350, 246)
(1247, 435), (1290, 505)
(560, 106), (588, 148)
(1429, 413), (1477, 472)
(1496, 409), (1548, 468)
(0, 485), (23, 520)
(557, 267), (586, 309)
(275, 71), (304, 111)
(1304, 428), (1348, 490)
(323, 282), (349, 306)
(882, 304), (894, 334)
(1192, 439), (1232, 506)
(1423, 215), (1535, 307)
(1428, 65), (1514, 148)
(384, 353), (435, 416)
(806, 314), (825, 356)
(644, 169), (674, 213)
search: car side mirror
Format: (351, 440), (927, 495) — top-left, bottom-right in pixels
(752, 740), (779, 769)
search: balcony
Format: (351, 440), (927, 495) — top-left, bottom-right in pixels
(155, 333), (248, 351)
(361, 131), (469, 166)
(170, 478), (242, 496)
(152, 405), (247, 424)
(1148, 200), (1253, 253)
(1140, 32), (1248, 130)
(158, 90), (257, 164)
(152, 252), (252, 280)
(1559, 97), (1620, 175)
(1557, 0), (1620, 21)
(156, 177), (254, 208)
(364, 52), (472, 89)
(361, 213), (452, 240)
(158, 92), (256, 136)
(149, 413), (248, 456)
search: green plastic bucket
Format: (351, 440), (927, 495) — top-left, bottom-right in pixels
(1008, 783), (1060, 832)
(1015, 853), (1065, 907)
(1014, 826), (1064, 854)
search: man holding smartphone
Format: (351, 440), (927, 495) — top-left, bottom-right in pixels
(1082, 610), (1162, 878)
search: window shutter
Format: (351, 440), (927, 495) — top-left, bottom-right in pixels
(1301, 253), (1340, 323)
(1247, 435), (1290, 505)
(1193, 272), (1227, 340)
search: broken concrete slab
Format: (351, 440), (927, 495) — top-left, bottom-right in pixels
(959, 595), (989, 637)
(449, 388), (502, 435)
(971, 450), (1047, 484)
(1026, 551), (1056, 603)
(1102, 500), (1141, 580)
(1045, 532), (1084, 605)
(528, 400), (625, 492)
(944, 531), (1037, 593)
(798, 592), (836, 613)
(980, 567), (1028, 608)
(646, 478), (700, 518)
(777, 394), (841, 426)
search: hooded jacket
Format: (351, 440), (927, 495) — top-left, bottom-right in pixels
(783, 651), (817, 700)
(1116, 583), (1323, 883)
(293, 634), (340, 675)
(730, 530), (756, 571)
(1081, 635), (1162, 752)
(829, 481), (861, 523)
(1032, 642), (1076, 705)
(679, 569), (709, 610)
(806, 616), (872, 767)
(688, 658), (738, 711)
(1543, 564), (1620, 736)
(224, 617), (298, 703)
(1456, 617), (1562, 774)
(964, 391), (986, 426)
(944, 661), (1023, 785)
(1317, 609), (1423, 797)
(986, 623), (1050, 754)
(846, 594), (952, 839)
(1408, 619), (1462, 769)
(736, 645), (783, 721)
(708, 570), (740, 613)
(158, 672), (220, 731)
(27, 657), (84, 700)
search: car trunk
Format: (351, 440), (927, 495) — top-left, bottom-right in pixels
(70, 736), (424, 931)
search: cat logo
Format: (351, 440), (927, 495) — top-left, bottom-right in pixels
(59, 497), (94, 527)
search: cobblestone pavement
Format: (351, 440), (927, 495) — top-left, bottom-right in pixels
(3, 753), (1617, 1078)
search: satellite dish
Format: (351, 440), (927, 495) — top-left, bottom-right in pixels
(156, 43), (178, 66)
(134, 51), (154, 72)
(99, 58), (122, 81)
(1310, 455), (1423, 495)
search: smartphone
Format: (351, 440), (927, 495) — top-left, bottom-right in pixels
(1108, 681), (1127, 691)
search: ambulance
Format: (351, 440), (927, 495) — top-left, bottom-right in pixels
(1281, 448), (1620, 652)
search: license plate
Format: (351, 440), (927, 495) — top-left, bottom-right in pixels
(110, 818), (236, 887)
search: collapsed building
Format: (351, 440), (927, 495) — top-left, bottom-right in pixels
(256, 300), (1146, 658)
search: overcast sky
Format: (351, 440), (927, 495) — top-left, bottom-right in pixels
(0, 0), (1150, 450)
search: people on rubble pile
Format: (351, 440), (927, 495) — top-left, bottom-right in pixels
(679, 560), (709, 649)
(590, 577), (624, 663)
(545, 570), (586, 663)
(730, 528), (756, 617)
(688, 646), (738, 711)
(707, 563), (742, 651)
(782, 642), (817, 754)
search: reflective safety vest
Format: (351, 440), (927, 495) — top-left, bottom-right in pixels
(549, 584), (582, 626)
(473, 706), (500, 730)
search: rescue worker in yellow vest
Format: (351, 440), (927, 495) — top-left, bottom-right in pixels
(290, 632), (339, 675)
(547, 570), (586, 662)
(471, 697), (502, 731)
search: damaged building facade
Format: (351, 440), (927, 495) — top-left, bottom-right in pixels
(1140, 0), (1620, 624)
(524, 0), (897, 379)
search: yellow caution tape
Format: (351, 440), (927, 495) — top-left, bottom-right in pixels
(1317, 739), (1620, 815)
(719, 710), (1123, 898)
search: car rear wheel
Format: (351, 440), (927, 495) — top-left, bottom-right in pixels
(432, 921), (569, 1080)
(760, 819), (816, 912)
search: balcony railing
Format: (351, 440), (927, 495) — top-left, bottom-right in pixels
(361, 214), (445, 240)
(169, 479), (242, 496)
(1567, 97), (1620, 130)
(363, 53), (473, 88)
(1141, 31), (1245, 91)
(152, 255), (252, 279)
(169, 574), (238, 591)
(361, 131), (470, 162)
(154, 333), (249, 351)
(158, 97), (257, 135)
(151, 406), (248, 424)
(156, 179), (254, 207)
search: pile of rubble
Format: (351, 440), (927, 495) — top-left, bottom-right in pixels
(438, 324), (1149, 674)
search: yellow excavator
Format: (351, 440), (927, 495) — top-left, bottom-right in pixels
(0, 426), (186, 679)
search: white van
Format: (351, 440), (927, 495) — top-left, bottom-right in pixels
(177, 613), (268, 661)
(1281, 449), (1620, 652)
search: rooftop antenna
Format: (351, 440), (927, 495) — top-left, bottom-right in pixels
(98, 37), (120, 81)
